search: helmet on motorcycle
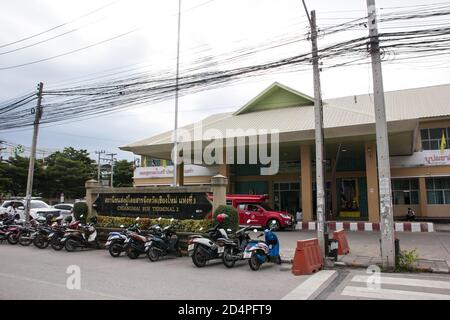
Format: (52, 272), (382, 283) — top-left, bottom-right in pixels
(216, 213), (229, 223)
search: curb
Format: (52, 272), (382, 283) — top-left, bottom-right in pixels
(295, 221), (434, 232)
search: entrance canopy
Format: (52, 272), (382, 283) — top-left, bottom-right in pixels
(120, 82), (450, 160)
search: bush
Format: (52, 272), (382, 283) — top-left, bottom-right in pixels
(397, 248), (419, 272)
(73, 201), (88, 221)
(96, 215), (211, 233)
(213, 205), (239, 232)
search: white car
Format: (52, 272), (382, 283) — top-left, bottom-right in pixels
(52, 203), (74, 219)
(0, 200), (60, 220)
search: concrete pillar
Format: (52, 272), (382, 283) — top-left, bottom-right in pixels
(419, 177), (428, 217)
(211, 174), (228, 213)
(300, 145), (313, 222)
(365, 141), (380, 223)
(85, 179), (99, 217)
(176, 163), (184, 186)
(218, 164), (230, 193)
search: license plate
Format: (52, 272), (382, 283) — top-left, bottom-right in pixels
(188, 244), (194, 251)
(243, 251), (252, 259)
(217, 246), (224, 254)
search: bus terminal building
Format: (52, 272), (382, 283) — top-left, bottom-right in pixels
(121, 82), (450, 223)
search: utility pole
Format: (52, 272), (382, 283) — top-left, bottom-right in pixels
(95, 150), (106, 183)
(302, 1), (327, 256)
(24, 82), (44, 222)
(172, 0), (182, 187)
(106, 153), (117, 187)
(366, 0), (395, 269)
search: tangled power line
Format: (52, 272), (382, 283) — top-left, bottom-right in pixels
(1, 3), (450, 131)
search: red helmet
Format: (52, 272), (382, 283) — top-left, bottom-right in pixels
(216, 213), (229, 223)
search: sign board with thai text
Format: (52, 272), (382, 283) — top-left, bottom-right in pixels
(134, 165), (218, 179)
(93, 192), (212, 219)
(390, 150), (450, 168)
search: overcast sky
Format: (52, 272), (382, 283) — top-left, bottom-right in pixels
(1, 0), (449, 162)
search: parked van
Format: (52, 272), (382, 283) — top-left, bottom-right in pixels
(207, 194), (294, 230)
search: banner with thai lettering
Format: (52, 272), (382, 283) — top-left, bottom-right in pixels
(93, 193), (212, 219)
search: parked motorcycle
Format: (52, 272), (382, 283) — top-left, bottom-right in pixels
(33, 217), (54, 249)
(105, 218), (141, 257)
(221, 222), (253, 268)
(61, 215), (100, 252)
(123, 217), (159, 259)
(145, 218), (181, 262)
(18, 217), (46, 246)
(49, 216), (72, 250)
(187, 214), (229, 268)
(243, 220), (281, 271)
(1, 214), (25, 245)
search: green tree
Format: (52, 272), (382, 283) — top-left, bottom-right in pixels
(0, 156), (45, 196)
(113, 160), (134, 187)
(44, 152), (93, 199)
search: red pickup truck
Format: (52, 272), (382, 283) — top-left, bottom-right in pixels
(207, 194), (294, 230)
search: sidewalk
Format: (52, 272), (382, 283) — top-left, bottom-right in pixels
(278, 229), (450, 274)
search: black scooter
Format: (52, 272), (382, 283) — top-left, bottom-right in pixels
(145, 218), (181, 261)
(221, 225), (253, 268)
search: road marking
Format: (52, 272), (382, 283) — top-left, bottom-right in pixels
(342, 285), (450, 300)
(351, 275), (450, 290)
(282, 270), (337, 300)
(0, 272), (127, 300)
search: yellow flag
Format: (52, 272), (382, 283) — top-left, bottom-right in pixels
(440, 130), (447, 153)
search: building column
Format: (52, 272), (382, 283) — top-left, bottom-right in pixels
(176, 163), (184, 186)
(301, 145), (313, 222)
(331, 157), (338, 219)
(365, 141), (380, 223)
(419, 177), (428, 217)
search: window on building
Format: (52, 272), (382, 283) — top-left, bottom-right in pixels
(421, 127), (450, 150)
(426, 177), (450, 204)
(391, 178), (419, 205)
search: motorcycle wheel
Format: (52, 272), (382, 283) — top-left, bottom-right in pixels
(51, 238), (64, 251)
(222, 247), (236, 268)
(126, 247), (139, 259)
(65, 239), (77, 252)
(33, 235), (49, 249)
(147, 247), (159, 262)
(109, 243), (123, 257)
(7, 232), (19, 245)
(192, 246), (207, 268)
(19, 233), (32, 246)
(249, 252), (262, 271)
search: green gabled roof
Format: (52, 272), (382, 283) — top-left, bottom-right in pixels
(234, 82), (314, 115)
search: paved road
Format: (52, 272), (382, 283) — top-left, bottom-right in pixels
(1, 242), (450, 300)
(0, 243), (307, 300)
